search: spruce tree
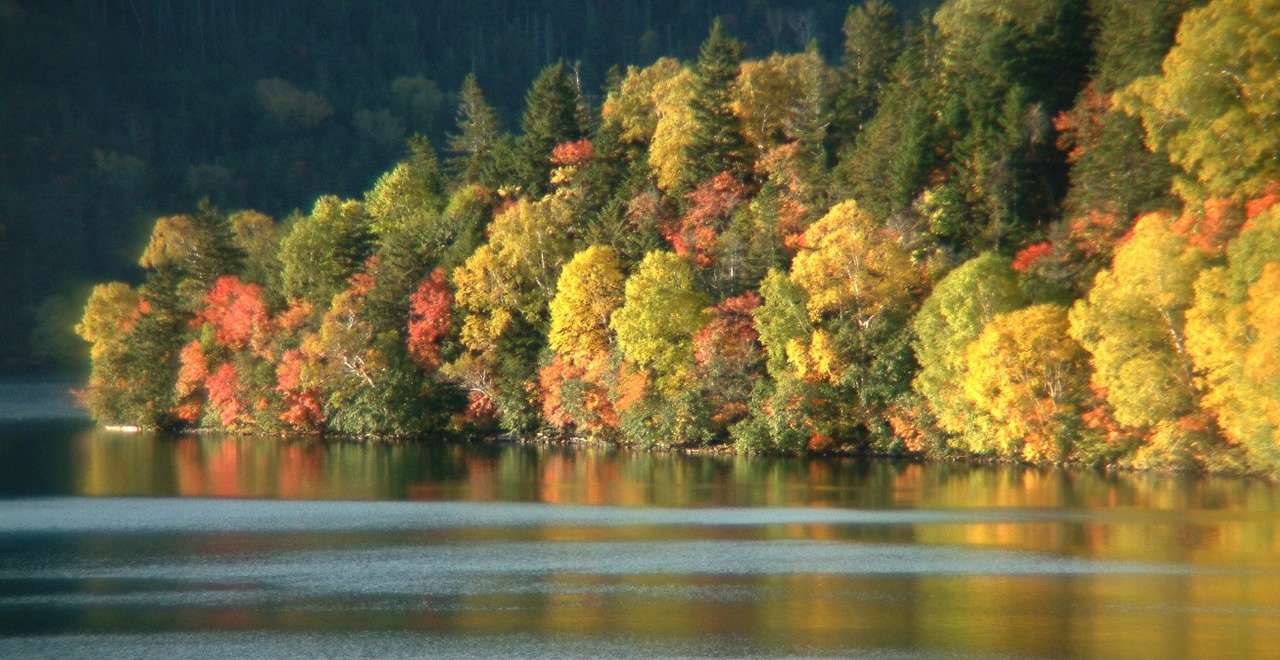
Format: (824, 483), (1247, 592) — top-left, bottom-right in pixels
(828, 1), (902, 152)
(446, 74), (507, 188)
(679, 18), (751, 193)
(516, 61), (585, 197)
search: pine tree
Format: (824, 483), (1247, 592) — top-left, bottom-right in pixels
(679, 18), (751, 193)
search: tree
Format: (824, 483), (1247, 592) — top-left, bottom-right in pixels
(962, 304), (1092, 462)
(516, 61), (586, 197)
(1053, 0), (1197, 226)
(789, 201), (918, 333)
(278, 196), (374, 309)
(548, 246), (625, 361)
(1118, 0), (1280, 200)
(648, 66), (698, 194)
(694, 292), (765, 431)
(611, 251), (710, 394)
(836, 21), (939, 220)
(602, 58), (684, 149)
(1186, 204), (1280, 471)
(407, 268), (452, 371)
(829, 0), (902, 147)
(137, 201), (244, 311)
(228, 210), (282, 293)
(912, 253), (1028, 440)
(446, 73), (510, 188)
(1068, 211), (1231, 468)
(679, 18), (751, 192)
(449, 194), (578, 430)
(732, 51), (830, 154)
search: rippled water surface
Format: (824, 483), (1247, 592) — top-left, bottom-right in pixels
(2, 402), (1279, 659)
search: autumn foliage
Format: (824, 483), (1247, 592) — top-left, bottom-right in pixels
(77, 0), (1280, 475)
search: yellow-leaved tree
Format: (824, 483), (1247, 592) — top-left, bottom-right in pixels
(1118, 0), (1280, 200)
(962, 304), (1093, 463)
(1069, 211), (1236, 469)
(1186, 205), (1280, 472)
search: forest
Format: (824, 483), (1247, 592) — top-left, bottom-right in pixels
(63, 0), (1280, 474)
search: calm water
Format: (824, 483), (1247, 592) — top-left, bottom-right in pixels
(1, 392), (1279, 659)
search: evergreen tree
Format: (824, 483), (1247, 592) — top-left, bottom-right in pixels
(447, 74), (509, 189)
(516, 61), (585, 197)
(836, 20), (939, 221)
(679, 18), (751, 193)
(828, 1), (902, 152)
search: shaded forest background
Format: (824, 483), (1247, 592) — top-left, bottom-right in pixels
(0, 0), (932, 372)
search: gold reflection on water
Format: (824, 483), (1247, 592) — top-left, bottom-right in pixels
(72, 428), (1280, 569)
(49, 428), (1280, 659)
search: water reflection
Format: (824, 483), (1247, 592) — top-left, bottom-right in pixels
(62, 428), (1280, 569)
(3, 427), (1280, 659)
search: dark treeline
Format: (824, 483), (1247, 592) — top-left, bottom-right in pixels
(45, 0), (1280, 473)
(0, 0), (934, 369)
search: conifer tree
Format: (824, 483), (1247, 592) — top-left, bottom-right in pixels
(828, 1), (902, 150)
(517, 61), (585, 197)
(447, 74), (508, 188)
(680, 18), (751, 193)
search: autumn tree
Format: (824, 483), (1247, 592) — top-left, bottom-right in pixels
(961, 304), (1094, 462)
(539, 246), (627, 437)
(1186, 204), (1280, 471)
(912, 253), (1027, 443)
(787, 200), (922, 447)
(612, 251), (710, 394)
(1068, 211), (1232, 468)
(407, 268), (453, 372)
(1118, 0), (1280, 200)
(608, 252), (713, 446)
(448, 194), (578, 431)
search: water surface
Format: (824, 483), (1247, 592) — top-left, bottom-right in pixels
(2, 413), (1278, 659)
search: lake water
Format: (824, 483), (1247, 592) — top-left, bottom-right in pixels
(1, 387), (1279, 659)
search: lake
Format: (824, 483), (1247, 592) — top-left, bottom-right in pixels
(1, 385), (1279, 659)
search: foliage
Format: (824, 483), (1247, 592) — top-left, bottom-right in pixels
(961, 304), (1093, 462)
(611, 251), (710, 395)
(65, 0), (1280, 472)
(1186, 204), (1280, 472)
(913, 253), (1027, 438)
(1118, 0), (1280, 200)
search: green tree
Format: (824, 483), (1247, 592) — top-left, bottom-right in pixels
(446, 74), (510, 188)
(611, 251), (710, 394)
(829, 0), (902, 148)
(278, 196), (374, 309)
(516, 61), (586, 197)
(912, 253), (1028, 441)
(679, 18), (751, 192)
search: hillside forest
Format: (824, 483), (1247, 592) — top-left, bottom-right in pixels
(69, 0), (1280, 474)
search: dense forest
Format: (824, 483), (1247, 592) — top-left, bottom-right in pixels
(2, 0), (929, 369)
(53, 0), (1280, 473)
